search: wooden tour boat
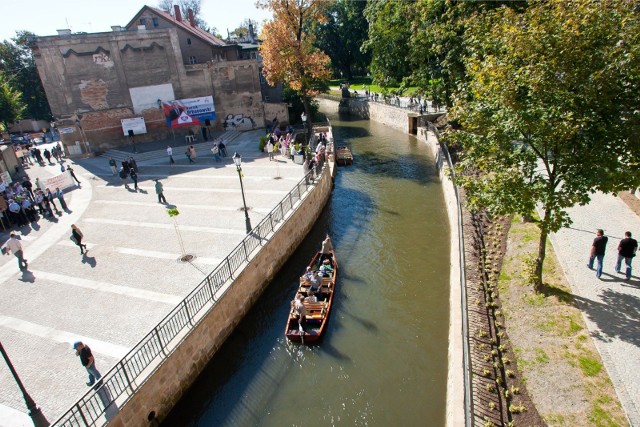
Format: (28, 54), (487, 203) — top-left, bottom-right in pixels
(335, 146), (353, 166)
(285, 236), (337, 343)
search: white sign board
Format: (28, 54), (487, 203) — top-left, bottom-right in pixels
(59, 127), (75, 134)
(44, 171), (75, 191)
(121, 117), (147, 136)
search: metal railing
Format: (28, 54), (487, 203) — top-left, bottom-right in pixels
(317, 93), (447, 114)
(426, 122), (473, 427)
(53, 161), (329, 427)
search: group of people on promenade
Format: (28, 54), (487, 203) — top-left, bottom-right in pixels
(588, 229), (638, 280)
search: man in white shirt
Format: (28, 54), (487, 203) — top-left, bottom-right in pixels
(3, 233), (27, 270)
(166, 145), (175, 165)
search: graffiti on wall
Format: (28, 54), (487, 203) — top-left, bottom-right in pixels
(223, 113), (256, 131)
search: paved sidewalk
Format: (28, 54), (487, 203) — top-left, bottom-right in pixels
(0, 130), (305, 424)
(548, 192), (640, 426)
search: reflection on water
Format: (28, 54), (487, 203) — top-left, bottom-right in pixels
(162, 115), (450, 427)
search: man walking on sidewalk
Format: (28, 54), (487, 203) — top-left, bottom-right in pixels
(167, 145), (175, 165)
(155, 179), (167, 204)
(615, 231), (638, 280)
(73, 341), (102, 386)
(2, 233), (28, 270)
(588, 229), (608, 279)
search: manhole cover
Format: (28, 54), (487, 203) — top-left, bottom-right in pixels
(178, 254), (196, 263)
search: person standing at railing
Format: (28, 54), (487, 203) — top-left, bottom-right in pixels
(73, 341), (102, 387)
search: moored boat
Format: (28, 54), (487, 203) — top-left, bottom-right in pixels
(285, 236), (337, 343)
(335, 146), (353, 166)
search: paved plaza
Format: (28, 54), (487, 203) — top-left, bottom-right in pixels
(549, 193), (640, 426)
(0, 130), (305, 425)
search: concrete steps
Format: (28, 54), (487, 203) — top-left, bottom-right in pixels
(101, 130), (242, 162)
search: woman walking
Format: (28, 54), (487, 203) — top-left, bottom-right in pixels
(71, 224), (88, 255)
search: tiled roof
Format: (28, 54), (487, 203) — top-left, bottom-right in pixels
(127, 5), (227, 47)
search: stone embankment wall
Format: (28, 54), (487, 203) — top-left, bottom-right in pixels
(316, 97), (465, 426)
(108, 165), (335, 426)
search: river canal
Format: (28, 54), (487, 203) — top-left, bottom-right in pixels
(162, 114), (451, 426)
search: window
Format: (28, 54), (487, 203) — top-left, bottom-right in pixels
(139, 18), (146, 25)
(189, 56), (197, 64)
(187, 38), (192, 45)
(152, 18), (159, 27)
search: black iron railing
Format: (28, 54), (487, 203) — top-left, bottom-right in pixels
(53, 161), (329, 427)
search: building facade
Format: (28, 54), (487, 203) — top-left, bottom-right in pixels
(31, 6), (287, 155)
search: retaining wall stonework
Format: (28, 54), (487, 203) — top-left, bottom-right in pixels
(107, 167), (334, 426)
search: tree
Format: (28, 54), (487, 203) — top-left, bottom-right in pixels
(312, 0), (370, 80)
(258, 0), (332, 135)
(0, 71), (25, 132)
(157, 0), (217, 34)
(448, 0), (640, 290)
(362, 0), (413, 88)
(0, 31), (50, 120)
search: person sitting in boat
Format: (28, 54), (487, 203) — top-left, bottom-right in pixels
(307, 270), (323, 300)
(301, 266), (313, 281)
(319, 258), (334, 277)
(305, 289), (318, 303)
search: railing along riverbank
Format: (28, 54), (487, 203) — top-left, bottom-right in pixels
(53, 160), (330, 427)
(426, 122), (473, 426)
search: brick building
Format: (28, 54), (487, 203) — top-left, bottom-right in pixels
(31, 5), (287, 155)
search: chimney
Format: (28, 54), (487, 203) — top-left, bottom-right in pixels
(174, 5), (182, 22)
(111, 25), (122, 32)
(188, 9), (195, 27)
(57, 29), (72, 36)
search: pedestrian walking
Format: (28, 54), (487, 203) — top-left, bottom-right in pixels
(267, 140), (274, 161)
(211, 143), (221, 162)
(185, 147), (194, 163)
(129, 168), (139, 191)
(588, 229), (608, 279)
(155, 180), (167, 204)
(43, 148), (53, 165)
(2, 233), (28, 270)
(108, 158), (117, 175)
(128, 156), (138, 173)
(189, 145), (197, 162)
(67, 165), (81, 185)
(46, 188), (61, 215)
(218, 139), (227, 157)
(54, 187), (68, 210)
(615, 231), (638, 280)
(70, 224), (88, 254)
(119, 167), (130, 189)
(167, 145), (175, 165)
(73, 341), (102, 386)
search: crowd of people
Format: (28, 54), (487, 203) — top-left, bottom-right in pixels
(0, 177), (71, 229)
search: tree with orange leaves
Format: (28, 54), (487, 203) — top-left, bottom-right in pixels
(257, 0), (332, 139)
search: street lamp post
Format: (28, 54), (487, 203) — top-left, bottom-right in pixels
(232, 152), (252, 234)
(0, 342), (50, 426)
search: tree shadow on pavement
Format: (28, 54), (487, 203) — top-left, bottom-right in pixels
(544, 282), (640, 347)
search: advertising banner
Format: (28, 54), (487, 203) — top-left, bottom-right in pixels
(44, 171), (75, 191)
(162, 96), (216, 129)
(121, 117), (147, 136)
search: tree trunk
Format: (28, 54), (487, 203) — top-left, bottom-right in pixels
(534, 226), (548, 292)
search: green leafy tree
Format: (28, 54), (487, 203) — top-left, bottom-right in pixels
(258, 0), (332, 136)
(0, 71), (26, 132)
(362, 0), (413, 87)
(448, 0), (640, 290)
(313, 0), (370, 80)
(0, 31), (50, 120)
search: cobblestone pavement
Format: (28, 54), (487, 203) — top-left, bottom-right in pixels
(0, 131), (305, 425)
(548, 192), (640, 426)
